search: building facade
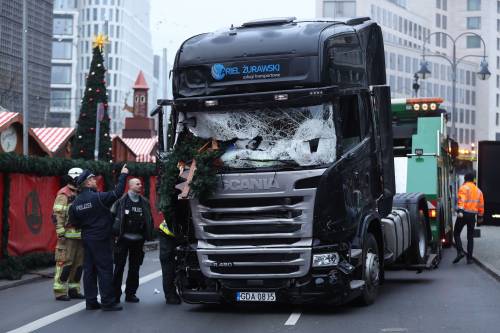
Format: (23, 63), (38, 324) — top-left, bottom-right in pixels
(0, 0), (53, 128)
(50, 0), (156, 132)
(316, 0), (497, 147)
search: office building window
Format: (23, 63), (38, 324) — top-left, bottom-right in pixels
(459, 128), (464, 143)
(52, 40), (72, 59)
(93, 8), (97, 20)
(497, 94), (499, 107)
(460, 109), (464, 123)
(471, 91), (476, 105)
(471, 130), (475, 143)
(443, 0), (447, 10)
(472, 110), (476, 125)
(101, 8), (105, 20)
(323, 1), (356, 17)
(397, 54), (403, 71)
(498, 1), (500, 13)
(442, 16), (447, 29)
(466, 35), (481, 48)
(466, 90), (470, 105)
(436, 32), (441, 47)
(436, 14), (441, 28)
(116, 8), (119, 22)
(51, 65), (72, 84)
(465, 129), (470, 144)
(497, 113), (500, 126)
(50, 89), (71, 109)
(467, 0), (480, 11)
(467, 17), (481, 29)
(466, 109), (470, 124)
(54, 0), (77, 9)
(53, 16), (73, 35)
(436, 0), (441, 8)
(466, 71), (471, 85)
(405, 56), (411, 73)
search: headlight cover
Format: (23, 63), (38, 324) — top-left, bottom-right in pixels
(312, 252), (340, 267)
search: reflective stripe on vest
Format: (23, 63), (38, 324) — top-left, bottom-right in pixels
(159, 222), (175, 237)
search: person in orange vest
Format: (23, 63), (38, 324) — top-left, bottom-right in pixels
(453, 172), (484, 264)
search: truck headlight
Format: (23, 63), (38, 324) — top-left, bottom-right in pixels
(312, 252), (340, 267)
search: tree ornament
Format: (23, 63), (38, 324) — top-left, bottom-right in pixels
(78, 135), (82, 139)
(97, 63), (102, 67)
(96, 89), (101, 93)
(91, 72), (95, 75)
(88, 88), (92, 91)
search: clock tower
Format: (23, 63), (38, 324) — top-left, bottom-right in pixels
(122, 71), (156, 138)
(132, 71), (148, 118)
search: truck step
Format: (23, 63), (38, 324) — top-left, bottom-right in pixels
(350, 280), (365, 290)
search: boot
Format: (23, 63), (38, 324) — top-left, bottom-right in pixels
(166, 292), (181, 305)
(68, 289), (85, 299)
(55, 295), (71, 301)
(452, 252), (465, 264)
(101, 303), (123, 311)
(125, 294), (140, 303)
(86, 302), (101, 310)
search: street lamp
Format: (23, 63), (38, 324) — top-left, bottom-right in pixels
(416, 31), (490, 140)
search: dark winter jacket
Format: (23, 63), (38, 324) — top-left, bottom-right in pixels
(110, 193), (154, 242)
(69, 173), (127, 240)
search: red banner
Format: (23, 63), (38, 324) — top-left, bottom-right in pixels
(149, 176), (163, 228)
(0, 173), (4, 258)
(7, 174), (60, 256)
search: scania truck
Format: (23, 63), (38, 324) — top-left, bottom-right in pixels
(156, 17), (435, 305)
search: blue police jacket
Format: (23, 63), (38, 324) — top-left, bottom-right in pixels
(70, 173), (127, 240)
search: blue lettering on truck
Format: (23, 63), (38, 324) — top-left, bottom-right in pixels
(211, 63), (282, 81)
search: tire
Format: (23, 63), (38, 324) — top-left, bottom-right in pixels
(358, 233), (380, 306)
(409, 209), (429, 264)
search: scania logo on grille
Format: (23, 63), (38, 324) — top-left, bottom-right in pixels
(222, 178), (280, 191)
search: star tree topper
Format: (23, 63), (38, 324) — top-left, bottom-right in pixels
(92, 33), (109, 51)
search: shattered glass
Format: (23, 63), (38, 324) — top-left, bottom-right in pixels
(184, 103), (337, 168)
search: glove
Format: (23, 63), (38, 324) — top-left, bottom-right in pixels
(477, 216), (484, 225)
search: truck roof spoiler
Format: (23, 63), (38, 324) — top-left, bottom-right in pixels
(241, 17), (296, 28)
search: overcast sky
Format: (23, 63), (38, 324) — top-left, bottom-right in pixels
(150, 0), (317, 64)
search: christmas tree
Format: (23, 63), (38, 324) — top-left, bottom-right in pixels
(72, 33), (112, 161)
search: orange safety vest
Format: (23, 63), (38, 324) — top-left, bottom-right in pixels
(457, 181), (484, 216)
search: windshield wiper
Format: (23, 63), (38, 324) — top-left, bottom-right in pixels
(239, 158), (298, 166)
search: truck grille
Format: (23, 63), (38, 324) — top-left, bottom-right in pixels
(192, 169), (325, 279)
(198, 248), (312, 278)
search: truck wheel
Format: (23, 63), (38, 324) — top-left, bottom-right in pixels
(409, 209), (429, 264)
(359, 233), (380, 306)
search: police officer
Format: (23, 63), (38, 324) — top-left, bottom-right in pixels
(159, 219), (181, 305)
(69, 165), (128, 311)
(111, 178), (154, 303)
(53, 167), (85, 301)
(453, 172), (485, 264)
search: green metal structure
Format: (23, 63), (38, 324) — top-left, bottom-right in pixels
(391, 98), (456, 251)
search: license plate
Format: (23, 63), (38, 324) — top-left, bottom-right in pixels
(236, 291), (276, 302)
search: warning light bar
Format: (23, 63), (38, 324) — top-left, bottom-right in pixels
(407, 97), (443, 112)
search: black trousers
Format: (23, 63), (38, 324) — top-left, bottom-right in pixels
(454, 212), (476, 258)
(159, 234), (179, 299)
(112, 239), (145, 298)
(83, 238), (114, 306)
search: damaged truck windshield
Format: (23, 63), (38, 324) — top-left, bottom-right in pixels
(184, 102), (337, 168)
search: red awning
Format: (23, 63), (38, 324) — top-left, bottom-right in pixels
(120, 136), (157, 163)
(30, 127), (75, 156)
(0, 111), (22, 131)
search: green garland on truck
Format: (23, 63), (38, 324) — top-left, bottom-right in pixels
(157, 133), (223, 218)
